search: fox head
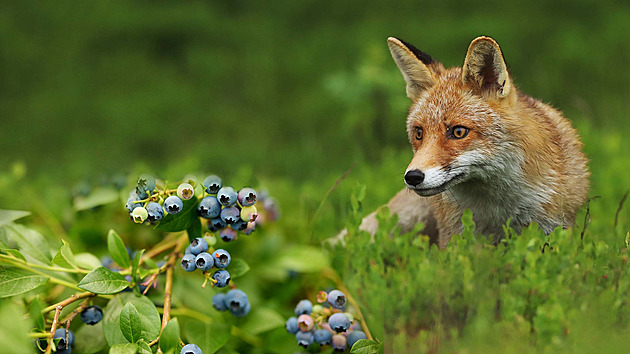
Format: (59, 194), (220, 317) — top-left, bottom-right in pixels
(388, 36), (520, 197)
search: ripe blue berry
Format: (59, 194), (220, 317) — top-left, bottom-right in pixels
(296, 331), (314, 348)
(146, 202), (164, 222)
(181, 343), (202, 354)
(225, 289), (248, 312)
(198, 196), (221, 219)
(331, 334), (347, 351)
(297, 314), (314, 332)
(212, 269), (230, 287)
(237, 187), (257, 207)
(217, 187), (237, 206)
(220, 206), (240, 224)
(286, 317), (299, 334)
(328, 313), (351, 333)
(212, 293), (228, 311)
(189, 238), (208, 255)
(347, 330), (367, 348)
(80, 305), (103, 325)
(53, 328), (74, 350)
(164, 196), (184, 214)
(195, 252), (214, 271)
(208, 218), (227, 232)
(314, 329), (332, 346)
(185, 246), (192, 255)
(231, 218), (248, 231)
(219, 227), (237, 242)
(294, 299), (313, 316)
(202, 175), (222, 194)
(327, 290), (346, 310)
(126, 195), (141, 213)
(212, 249), (231, 268)
(231, 301), (251, 317)
(181, 254), (197, 272)
(177, 183), (195, 200)
(131, 207), (148, 223)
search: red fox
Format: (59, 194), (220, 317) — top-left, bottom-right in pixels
(354, 36), (589, 248)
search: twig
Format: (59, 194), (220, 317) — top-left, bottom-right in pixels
(45, 305), (63, 354)
(322, 267), (373, 340)
(614, 190), (629, 228)
(141, 234), (180, 264)
(581, 196), (600, 242)
(60, 297), (92, 324)
(41, 292), (96, 314)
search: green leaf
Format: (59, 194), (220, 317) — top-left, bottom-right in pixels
(277, 245), (329, 273)
(136, 339), (152, 354)
(0, 223), (50, 265)
(0, 209), (30, 226)
(74, 321), (107, 354)
(159, 318), (180, 353)
(29, 297), (46, 332)
(187, 217), (202, 242)
(109, 343), (139, 354)
(74, 252), (102, 270)
(0, 302), (32, 353)
(73, 187), (119, 211)
(77, 267), (129, 294)
(1, 248), (26, 262)
(350, 339), (380, 354)
(131, 249), (144, 284)
(52, 240), (77, 269)
(240, 307), (284, 335)
(229, 258), (250, 279)
(103, 293), (161, 346)
(154, 198), (198, 233)
(0, 266), (47, 298)
(108, 230), (131, 269)
(120, 303), (143, 343)
(185, 320), (230, 354)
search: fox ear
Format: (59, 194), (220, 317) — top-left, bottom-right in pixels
(462, 36), (512, 98)
(387, 37), (436, 100)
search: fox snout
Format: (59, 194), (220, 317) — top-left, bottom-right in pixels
(404, 169), (425, 187)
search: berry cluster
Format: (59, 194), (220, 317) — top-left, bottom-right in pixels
(181, 237), (232, 288)
(212, 289), (251, 317)
(285, 290), (367, 351)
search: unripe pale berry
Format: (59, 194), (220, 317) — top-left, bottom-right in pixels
(132, 207), (148, 223)
(177, 183), (195, 200)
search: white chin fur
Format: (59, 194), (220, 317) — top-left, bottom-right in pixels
(405, 166), (468, 196)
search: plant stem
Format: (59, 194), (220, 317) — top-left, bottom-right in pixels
(323, 267), (373, 340)
(0, 256), (94, 293)
(141, 234), (180, 265)
(41, 291), (96, 314)
(45, 305), (63, 354)
(0, 254), (89, 274)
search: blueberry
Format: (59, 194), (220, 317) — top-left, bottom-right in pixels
(212, 269), (230, 287)
(180, 343), (202, 354)
(237, 187), (257, 207)
(181, 254), (197, 272)
(53, 328), (74, 350)
(297, 314), (314, 332)
(136, 174), (156, 195)
(164, 196), (183, 214)
(208, 218), (227, 232)
(197, 196), (221, 219)
(212, 249), (231, 269)
(202, 175), (222, 194)
(219, 228), (237, 242)
(131, 207), (148, 224)
(240, 205), (258, 222)
(294, 299), (313, 316)
(347, 330), (367, 348)
(285, 317), (299, 334)
(328, 313), (351, 333)
(185, 246), (192, 255)
(177, 183), (195, 200)
(195, 252), (214, 271)
(331, 334), (347, 351)
(327, 290), (346, 310)
(220, 206), (240, 224)
(212, 293), (228, 311)
(225, 289), (248, 312)
(189, 238), (208, 255)
(217, 187), (237, 206)
(230, 301), (251, 317)
(126, 195), (141, 213)
(295, 330), (314, 348)
(146, 202), (164, 222)
(80, 305), (103, 325)
(231, 218), (248, 231)
(314, 329), (332, 345)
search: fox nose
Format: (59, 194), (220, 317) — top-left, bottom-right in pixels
(404, 169), (425, 187)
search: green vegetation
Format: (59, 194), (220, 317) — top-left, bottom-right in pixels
(0, 0), (629, 353)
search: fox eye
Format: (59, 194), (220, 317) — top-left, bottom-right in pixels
(414, 127), (423, 140)
(450, 126), (469, 139)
